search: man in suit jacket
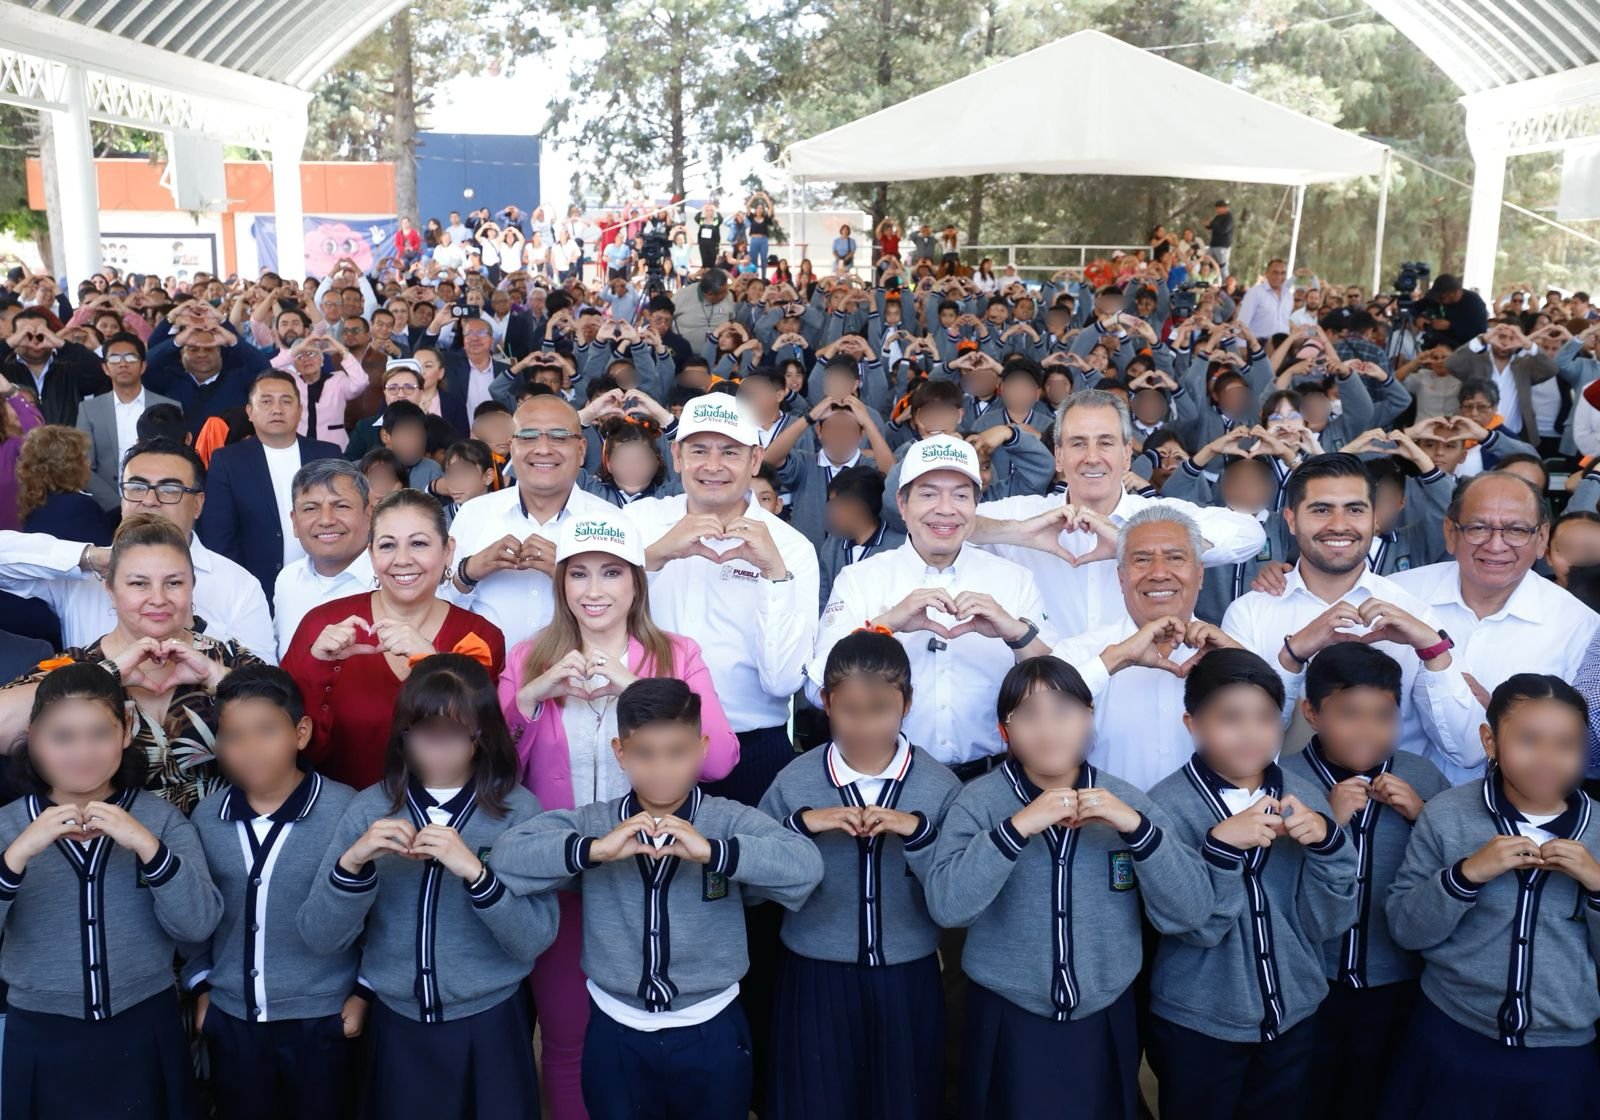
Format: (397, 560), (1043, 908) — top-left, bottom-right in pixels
(76, 333), (178, 511)
(0, 308), (109, 426)
(198, 369), (340, 605)
(1444, 321), (1556, 444)
(438, 317), (508, 436)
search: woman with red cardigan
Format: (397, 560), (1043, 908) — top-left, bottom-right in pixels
(498, 509), (738, 1120)
(282, 488), (505, 789)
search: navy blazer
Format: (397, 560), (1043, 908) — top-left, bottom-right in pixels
(198, 436), (341, 606)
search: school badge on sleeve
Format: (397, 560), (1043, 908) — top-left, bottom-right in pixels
(1108, 850), (1136, 891)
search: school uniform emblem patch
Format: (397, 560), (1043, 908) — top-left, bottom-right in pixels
(1396, 557), (1411, 571)
(1256, 542), (1273, 562)
(703, 869), (729, 901)
(1108, 850), (1135, 891)
(477, 847), (493, 863)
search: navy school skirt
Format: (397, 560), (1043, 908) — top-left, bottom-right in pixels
(361, 990), (538, 1120)
(3, 986), (199, 1119)
(1377, 994), (1600, 1119)
(766, 950), (943, 1120)
(962, 981), (1140, 1120)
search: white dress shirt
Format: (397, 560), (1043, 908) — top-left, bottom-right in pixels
(629, 494), (820, 733)
(1221, 564), (1442, 736)
(1239, 281), (1295, 338)
(977, 489), (1266, 637)
(0, 529), (278, 663)
(1051, 613), (1195, 792)
(112, 390), (146, 467)
(272, 551), (375, 659)
(1465, 337), (1533, 437)
(464, 359), (496, 419)
(443, 485), (617, 647)
(260, 442), (306, 569)
(807, 542), (1053, 765)
(1391, 562), (1600, 786)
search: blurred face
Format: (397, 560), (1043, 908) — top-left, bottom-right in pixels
(247, 378), (303, 444)
(898, 471), (976, 565)
(1184, 684), (1284, 781)
(1373, 477), (1404, 535)
(1285, 475), (1373, 577)
(1303, 685), (1399, 773)
(510, 398), (584, 501)
(1000, 375), (1041, 415)
(564, 552), (637, 633)
(216, 698), (311, 793)
(1484, 698), (1585, 809)
(364, 463), (401, 501)
(823, 675), (910, 756)
(1043, 371), (1072, 408)
(817, 410), (864, 463)
(472, 411), (512, 458)
(614, 720), (708, 808)
(370, 505), (453, 605)
(291, 477), (369, 570)
(109, 543), (194, 639)
(1004, 683), (1095, 777)
(1118, 520), (1202, 626)
(1056, 405), (1133, 507)
(27, 696), (132, 799)
(673, 432), (759, 514)
(402, 716), (476, 790)
(381, 420), (426, 464)
(963, 365), (1000, 400)
(444, 455), (494, 504)
(120, 452), (204, 535)
(1219, 460), (1273, 514)
(103, 341), (144, 389)
(1547, 518), (1600, 587)
(1443, 475), (1547, 597)
(1130, 387), (1166, 426)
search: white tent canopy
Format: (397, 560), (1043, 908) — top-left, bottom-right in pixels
(782, 29), (1395, 282)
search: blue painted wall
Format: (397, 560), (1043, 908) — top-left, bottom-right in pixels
(416, 132), (541, 222)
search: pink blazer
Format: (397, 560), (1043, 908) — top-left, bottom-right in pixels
(499, 632), (740, 812)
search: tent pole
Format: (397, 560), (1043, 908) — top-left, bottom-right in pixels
(799, 177), (809, 269)
(1371, 150), (1392, 295)
(1287, 184), (1306, 277)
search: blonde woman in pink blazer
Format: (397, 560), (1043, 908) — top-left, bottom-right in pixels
(498, 510), (738, 1120)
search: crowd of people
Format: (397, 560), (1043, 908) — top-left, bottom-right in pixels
(0, 200), (1599, 1120)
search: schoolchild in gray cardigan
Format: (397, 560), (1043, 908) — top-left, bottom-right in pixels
(493, 783), (824, 1014)
(297, 779), (558, 1023)
(0, 784), (223, 1020)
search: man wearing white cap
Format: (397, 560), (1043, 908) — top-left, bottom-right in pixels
(807, 433), (1055, 780)
(626, 392), (821, 805)
(445, 393), (617, 646)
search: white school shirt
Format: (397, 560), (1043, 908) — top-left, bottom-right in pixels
(272, 551), (376, 659)
(1218, 785), (1269, 816)
(588, 979), (741, 1032)
(1220, 563), (1442, 737)
(260, 442), (306, 569)
(112, 390), (146, 466)
(827, 736), (912, 806)
(628, 494), (820, 733)
(1051, 613), (1195, 792)
(1515, 811), (1562, 847)
(443, 485), (618, 647)
(1391, 562), (1600, 786)
(0, 529), (278, 663)
(976, 489), (1266, 637)
(807, 542), (1054, 766)
(423, 787), (463, 826)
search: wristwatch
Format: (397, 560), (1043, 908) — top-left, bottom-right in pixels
(766, 569), (795, 584)
(1415, 630), (1454, 661)
(1004, 617), (1041, 650)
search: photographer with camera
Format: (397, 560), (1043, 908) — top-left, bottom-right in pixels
(673, 265), (734, 342)
(1420, 273), (1489, 349)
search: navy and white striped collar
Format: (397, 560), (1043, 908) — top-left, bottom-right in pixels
(1000, 756), (1093, 806)
(1302, 737), (1391, 787)
(407, 776), (475, 819)
(218, 771), (323, 823)
(1483, 768), (1590, 841)
(30, 784), (137, 819)
(826, 735), (913, 789)
(620, 785), (703, 825)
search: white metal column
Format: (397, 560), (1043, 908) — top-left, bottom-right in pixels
(45, 65), (102, 284)
(1463, 117), (1507, 296)
(1286, 184), (1306, 276)
(1370, 149), (1393, 295)
(271, 117), (308, 281)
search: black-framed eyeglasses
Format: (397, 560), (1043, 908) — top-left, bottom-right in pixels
(511, 428), (577, 445)
(120, 480), (202, 504)
(1451, 521), (1539, 547)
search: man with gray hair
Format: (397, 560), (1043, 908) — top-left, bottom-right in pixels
(1029, 505), (1242, 790)
(271, 458), (375, 657)
(968, 388), (1266, 634)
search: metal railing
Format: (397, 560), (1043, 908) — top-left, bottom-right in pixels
(958, 243), (1150, 273)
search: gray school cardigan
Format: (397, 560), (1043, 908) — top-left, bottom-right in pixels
(1147, 756), (1359, 1043)
(0, 786), (223, 1021)
(296, 781), (558, 1024)
(493, 785), (824, 1015)
(182, 773), (362, 1023)
(1385, 776), (1600, 1047)
(758, 740), (960, 967)
(1282, 742), (1449, 989)
(924, 759), (1211, 1022)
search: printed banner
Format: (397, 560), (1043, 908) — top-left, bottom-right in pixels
(251, 216), (401, 276)
(99, 233), (218, 282)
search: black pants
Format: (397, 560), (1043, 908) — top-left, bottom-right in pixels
(204, 1005), (348, 1120)
(1147, 1013), (1316, 1120)
(1309, 980), (1417, 1119)
(582, 998), (751, 1120)
(362, 993), (538, 1119)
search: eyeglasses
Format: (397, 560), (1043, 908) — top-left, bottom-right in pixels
(384, 382), (421, 394)
(104, 353), (142, 366)
(1451, 521), (1539, 547)
(120, 480), (202, 504)
(511, 428), (578, 445)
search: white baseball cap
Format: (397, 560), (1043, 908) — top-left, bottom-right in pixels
(555, 511), (646, 567)
(900, 434), (983, 488)
(674, 394), (759, 446)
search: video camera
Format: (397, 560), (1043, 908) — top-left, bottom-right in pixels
(1170, 280), (1211, 321)
(639, 213), (673, 297)
(1391, 261), (1431, 311)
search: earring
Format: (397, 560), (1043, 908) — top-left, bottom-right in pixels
(372, 576), (380, 588)
(440, 565), (455, 585)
